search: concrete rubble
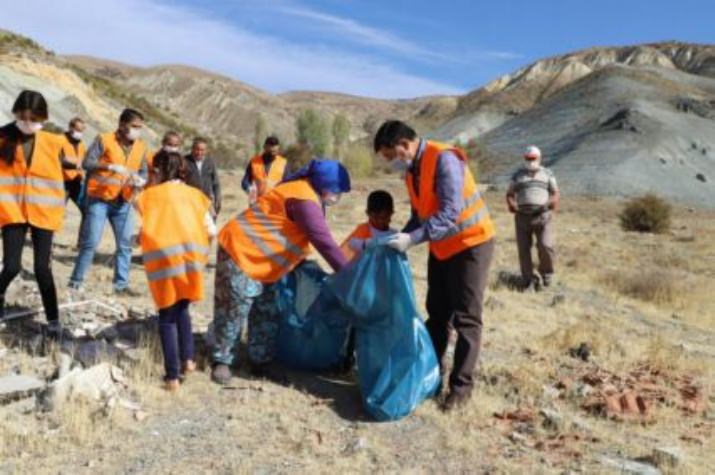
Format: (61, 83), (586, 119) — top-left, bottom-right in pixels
(0, 298), (153, 419)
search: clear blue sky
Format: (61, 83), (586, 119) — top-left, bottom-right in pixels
(3, 0), (714, 98)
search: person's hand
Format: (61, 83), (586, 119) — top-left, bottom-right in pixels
(129, 174), (147, 188)
(386, 233), (413, 253)
(108, 164), (129, 176)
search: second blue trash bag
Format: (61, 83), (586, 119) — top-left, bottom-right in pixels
(325, 244), (441, 421)
(274, 260), (349, 371)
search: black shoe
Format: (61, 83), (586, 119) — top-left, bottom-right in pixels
(211, 363), (232, 385)
(441, 391), (472, 413)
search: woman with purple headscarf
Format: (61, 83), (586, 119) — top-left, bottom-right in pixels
(210, 159), (351, 384)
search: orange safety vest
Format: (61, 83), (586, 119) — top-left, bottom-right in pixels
(406, 141), (495, 260)
(136, 181), (211, 310)
(219, 178), (319, 283)
(86, 132), (146, 201)
(60, 135), (86, 181)
(249, 154), (287, 196)
(340, 222), (372, 262)
(0, 130), (66, 231)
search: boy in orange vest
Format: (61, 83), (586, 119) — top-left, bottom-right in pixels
(341, 189), (396, 261)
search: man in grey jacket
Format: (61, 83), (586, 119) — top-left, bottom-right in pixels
(184, 137), (222, 216)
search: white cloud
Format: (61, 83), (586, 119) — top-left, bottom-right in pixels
(275, 5), (456, 63)
(0, 0), (465, 98)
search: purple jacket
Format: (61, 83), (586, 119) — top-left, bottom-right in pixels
(285, 198), (347, 272)
(402, 140), (465, 244)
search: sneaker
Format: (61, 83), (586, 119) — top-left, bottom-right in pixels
(114, 287), (141, 297)
(164, 379), (180, 391)
(211, 363), (232, 385)
(542, 274), (553, 288)
(441, 390), (472, 413)
(181, 360), (197, 375)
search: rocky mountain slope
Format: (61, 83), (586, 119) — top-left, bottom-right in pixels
(432, 43), (715, 207)
(1, 29), (713, 205)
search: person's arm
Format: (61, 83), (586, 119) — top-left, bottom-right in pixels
(240, 162), (253, 192)
(506, 180), (518, 213)
(407, 151), (465, 245)
(211, 159), (222, 213)
(82, 136), (105, 172)
(137, 150), (148, 180)
(286, 199), (348, 272)
(548, 173), (560, 211)
(401, 209), (421, 234)
(58, 147), (80, 170)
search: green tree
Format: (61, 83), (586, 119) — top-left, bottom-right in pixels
(253, 114), (267, 155)
(331, 113), (351, 161)
(296, 109), (330, 156)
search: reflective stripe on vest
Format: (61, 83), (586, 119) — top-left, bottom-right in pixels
(87, 132), (145, 201)
(0, 130), (65, 231)
(136, 181), (212, 309)
(406, 141), (495, 260)
(143, 242), (211, 263)
(218, 179), (319, 283)
(146, 260), (205, 282)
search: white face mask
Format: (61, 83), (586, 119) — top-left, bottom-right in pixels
(16, 120), (43, 135)
(322, 192), (341, 207)
(126, 127), (141, 141)
(163, 145), (180, 153)
(524, 159), (541, 172)
(390, 159), (412, 173)
(70, 130), (83, 141)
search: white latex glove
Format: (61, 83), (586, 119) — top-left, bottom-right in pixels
(248, 183), (258, 206)
(108, 164), (129, 176)
(134, 174), (148, 188)
(386, 233), (413, 253)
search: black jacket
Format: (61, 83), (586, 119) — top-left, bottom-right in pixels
(184, 154), (222, 214)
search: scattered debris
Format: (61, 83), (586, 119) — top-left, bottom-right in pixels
(599, 455), (661, 475)
(568, 343), (592, 362)
(539, 408), (564, 431)
(0, 374), (44, 404)
(651, 446), (684, 470)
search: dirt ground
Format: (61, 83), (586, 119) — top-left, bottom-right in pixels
(0, 170), (713, 474)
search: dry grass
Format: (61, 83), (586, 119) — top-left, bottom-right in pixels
(1, 176), (714, 473)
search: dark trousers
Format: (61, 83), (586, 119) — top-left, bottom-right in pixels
(0, 224), (58, 322)
(158, 299), (194, 380)
(426, 239), (494, 396)
(64, 178), (83, 210)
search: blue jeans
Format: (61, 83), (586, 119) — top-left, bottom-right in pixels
(69, 197), (134, 290)
(158, 299), (194, 380)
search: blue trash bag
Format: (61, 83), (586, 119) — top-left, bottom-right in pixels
(325, 243), (441, 421)
(274, 260), (350, 371)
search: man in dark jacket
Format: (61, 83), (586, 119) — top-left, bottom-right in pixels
(184, 137), (222, 216)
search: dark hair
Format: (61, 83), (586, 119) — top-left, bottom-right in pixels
(373, 120), (417, 152)
(162, 130), (181, 144)
(367, 190), (394, 213)
(152, 150), (187, 184)
(68, 117), (84, 128)
(12, 90), (48, 121)
(119, 108), (144, 124)
(264, 135), (280, 147)
(192, 136), (208, 146)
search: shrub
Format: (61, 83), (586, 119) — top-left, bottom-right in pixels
(619, 194), (671, 234)
(283, 142), (314, 172)
(602, 270), (679, 305)
(343, 143), (374, 178)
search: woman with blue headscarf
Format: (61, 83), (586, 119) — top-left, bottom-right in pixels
(210, 159), (351, 384)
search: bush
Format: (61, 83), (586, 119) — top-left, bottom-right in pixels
(619, 194), (671, 234)
(343, 143), (374, 178)
(602, 270), (679, 305)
